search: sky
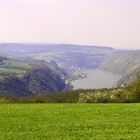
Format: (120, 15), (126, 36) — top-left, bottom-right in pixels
(0, 0), (140, 49)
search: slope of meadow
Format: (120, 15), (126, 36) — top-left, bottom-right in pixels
(0, 104), (140, 140)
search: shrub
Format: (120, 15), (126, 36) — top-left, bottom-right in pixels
(128, 79), (140, 102)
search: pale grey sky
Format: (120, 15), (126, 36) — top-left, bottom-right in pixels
(0, 0), (140, 49)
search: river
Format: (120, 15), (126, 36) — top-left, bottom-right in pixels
(71, 69), (121, 89)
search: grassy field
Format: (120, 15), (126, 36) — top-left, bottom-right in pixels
(0, 60), (31, 79)
(0, 104), (140, 140)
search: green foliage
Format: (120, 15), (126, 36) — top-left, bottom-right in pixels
(13, 91), (79, 103)
(127, 78), (140, 102)
(0, 98), (10, 103)
(78, 89), (133, 103)
(0, 95), (16, 103)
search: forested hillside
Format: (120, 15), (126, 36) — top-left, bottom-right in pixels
(0, 57), (68, 97)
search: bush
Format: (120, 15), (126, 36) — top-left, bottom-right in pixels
(128, 79), (140, 102)
(79, 89), (134, 103)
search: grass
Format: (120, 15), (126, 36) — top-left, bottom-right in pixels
(0, 60), (31, 79)
(0, 104), (140, 140)
(0, 67), (26, 74)
(1, 60), (31, 70)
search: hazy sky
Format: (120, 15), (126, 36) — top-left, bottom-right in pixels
(0, 0), (140, 49)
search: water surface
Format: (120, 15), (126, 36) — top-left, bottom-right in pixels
(71, 69), (121, 89)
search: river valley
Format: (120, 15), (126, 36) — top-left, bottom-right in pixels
(71, 69), (121, 89)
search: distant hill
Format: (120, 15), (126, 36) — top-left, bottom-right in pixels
(0, 43), (113, 68)
(0, 43), (113, 55)
(0, 43), (139, 73)
(115, 67), (140, 87)
(100, 50), (140, 75)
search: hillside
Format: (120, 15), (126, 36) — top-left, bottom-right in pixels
(0, 57), (68, 97)
(115, 67), (140, 87)
(100, 50), (140, 75)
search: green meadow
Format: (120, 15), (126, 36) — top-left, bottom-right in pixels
(0, 104), (140, 140)
(0, 60), (31, 79)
